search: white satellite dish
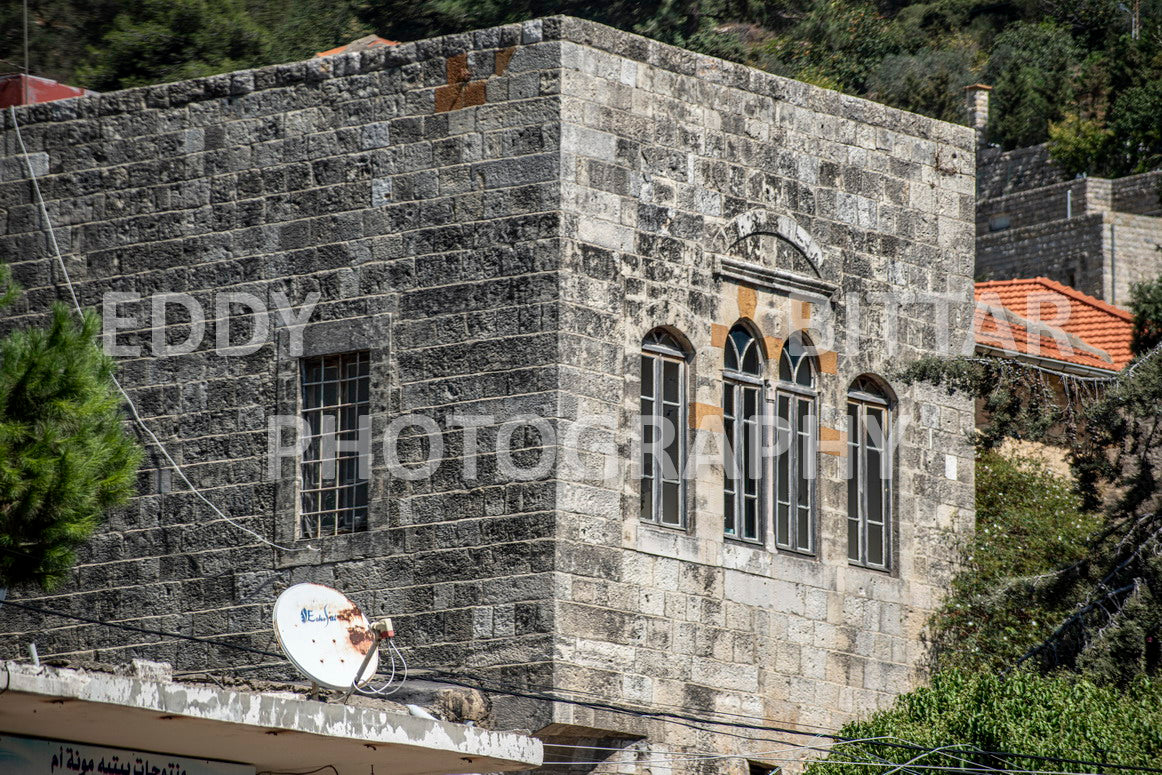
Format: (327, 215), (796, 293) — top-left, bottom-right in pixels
(273, 583), (380, 690)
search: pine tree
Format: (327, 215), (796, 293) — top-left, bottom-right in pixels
(0, 266), (141, 591)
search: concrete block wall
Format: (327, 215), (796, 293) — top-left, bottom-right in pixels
(1, 16), (977, 768)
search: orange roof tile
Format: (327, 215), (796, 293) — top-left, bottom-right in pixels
(975, 278), (1134, 372)
(316, 35), (398, 58)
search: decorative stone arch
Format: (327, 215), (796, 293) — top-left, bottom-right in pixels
(712, 209), (838, 300)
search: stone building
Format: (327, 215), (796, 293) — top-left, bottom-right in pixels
(971, 89), (1162, 305)
(0, 16), (976, 772)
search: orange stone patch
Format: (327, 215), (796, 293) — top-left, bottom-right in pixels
(818, 350), (837, 374)
(710, 323), (729, 347)
(447, 53), (470, 85)
(819, 426), (847, 456)
(690, 402), (724, 430)
(737, 286), (757, 320)
(495, 46), (517, 76)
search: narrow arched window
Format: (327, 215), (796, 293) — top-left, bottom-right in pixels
(847, 376), (892, 569)
(774, 333), (817, 553)
(640, 329), (688, 527)
(723, 324), (764, 542)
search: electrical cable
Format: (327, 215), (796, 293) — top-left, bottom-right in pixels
(425, 668), (1162, 774)
(0, 598), (284, 660)
(6, 595), (1159, 774)
(6, 104), (312, 554)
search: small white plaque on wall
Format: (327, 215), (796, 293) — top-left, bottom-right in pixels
(945, 454), (958, 480)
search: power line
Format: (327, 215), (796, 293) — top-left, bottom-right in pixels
(6, 598), (1161, 773)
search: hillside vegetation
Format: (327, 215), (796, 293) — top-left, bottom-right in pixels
(2, 0), (1161, 176)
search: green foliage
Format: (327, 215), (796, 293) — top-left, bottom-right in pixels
(756, 2), (907, 94)
(866, 43), (980, 124)
(984, 21), (1083, 149)
(900, 349), (1162, 681)
(1129, 275), (1162, 357)
(75, 0), (275, 90)
(897, 356), (1061, 447)
(806, 670), (1162, 773)
(926, 450), (1098, 672)
(1047, 113), (1114, 178)
(0, 266), (141, 590)
(248, 0), (371, 63)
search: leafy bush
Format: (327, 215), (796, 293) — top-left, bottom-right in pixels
(926, 450), (1099, 673)
(1129, 275), (1162, 357)
(807, 670), (1162, 773)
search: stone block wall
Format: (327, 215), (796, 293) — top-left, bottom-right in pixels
(1, 16), (976, 770)
(546, 17), (975, 757)
(0, 19), (567, 683)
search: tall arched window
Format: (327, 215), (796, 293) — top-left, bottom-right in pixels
(640, 329), (688, 527)
(847, 376), (892, 569)
(723, 323), (764, 542)
(775, 333), (817, 553)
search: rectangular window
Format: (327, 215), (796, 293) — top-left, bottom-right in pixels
(724, 380), (762, 542)
(640, 346), (685, 527)
(300, 351), (370, 538)
(775, 392), (815, 553)
(847, 398), (890, 569)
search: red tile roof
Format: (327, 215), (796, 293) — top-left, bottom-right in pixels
(316, 35), (398, 57)
(975, 277), (1134, 372)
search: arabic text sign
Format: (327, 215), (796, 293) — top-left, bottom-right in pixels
(0, 735), (254, 775)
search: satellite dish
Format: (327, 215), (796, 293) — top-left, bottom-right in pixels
(273, 583), (379, 690)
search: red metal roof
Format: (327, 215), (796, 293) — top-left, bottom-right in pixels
(0, 74), (95, 108)
(975, 277), (1134, 372)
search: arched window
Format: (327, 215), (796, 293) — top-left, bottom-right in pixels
(847, 376), (892, 569)
(640, 329), (688, 527)
(723, 323), (764, 542)
(774, 333), (817, 553)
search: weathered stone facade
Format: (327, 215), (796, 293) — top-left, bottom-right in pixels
(977, 144), (1162, 305)
(0, 16), (975, 772)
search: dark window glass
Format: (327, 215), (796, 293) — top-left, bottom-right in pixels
(641, 330), (687, 528)
(724, 324), (764, 542)
(774, 334), (816, 554)
(847, 377), (891, 569)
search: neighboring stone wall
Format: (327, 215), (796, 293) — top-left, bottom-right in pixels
(1106, 212), (1162, 305)
(975, 178), (1087, 236)
(976, 143), (1066, 200)
(1112, 170), (1162, 217)
(976, 214), (1106, 296)
(0, 20), (565, 686)
(548, 17), (976, 754)
(0, 15), (976, 771)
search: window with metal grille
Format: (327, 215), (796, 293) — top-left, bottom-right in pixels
(774, 333), (817, 553)
(723, 324), (764, 542)
(847, 376), (891, 569)
(299, 351), (370, 538)
(640, 329), (687, 527)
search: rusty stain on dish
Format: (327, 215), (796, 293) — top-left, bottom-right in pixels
(348, 625), (374, 654)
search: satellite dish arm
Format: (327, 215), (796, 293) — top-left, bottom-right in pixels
(342, 618), (395, 702)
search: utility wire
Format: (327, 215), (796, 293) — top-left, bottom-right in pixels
(6, 598), (1161, 774)
(6, 105), (311, 553)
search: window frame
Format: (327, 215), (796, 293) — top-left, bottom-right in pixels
(298, 350), (372, 539)
(640, 330), (689, 529)
(773, 334), (818, 555)
(846, 377), (892, 571)
(723, 324), (766, 544)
